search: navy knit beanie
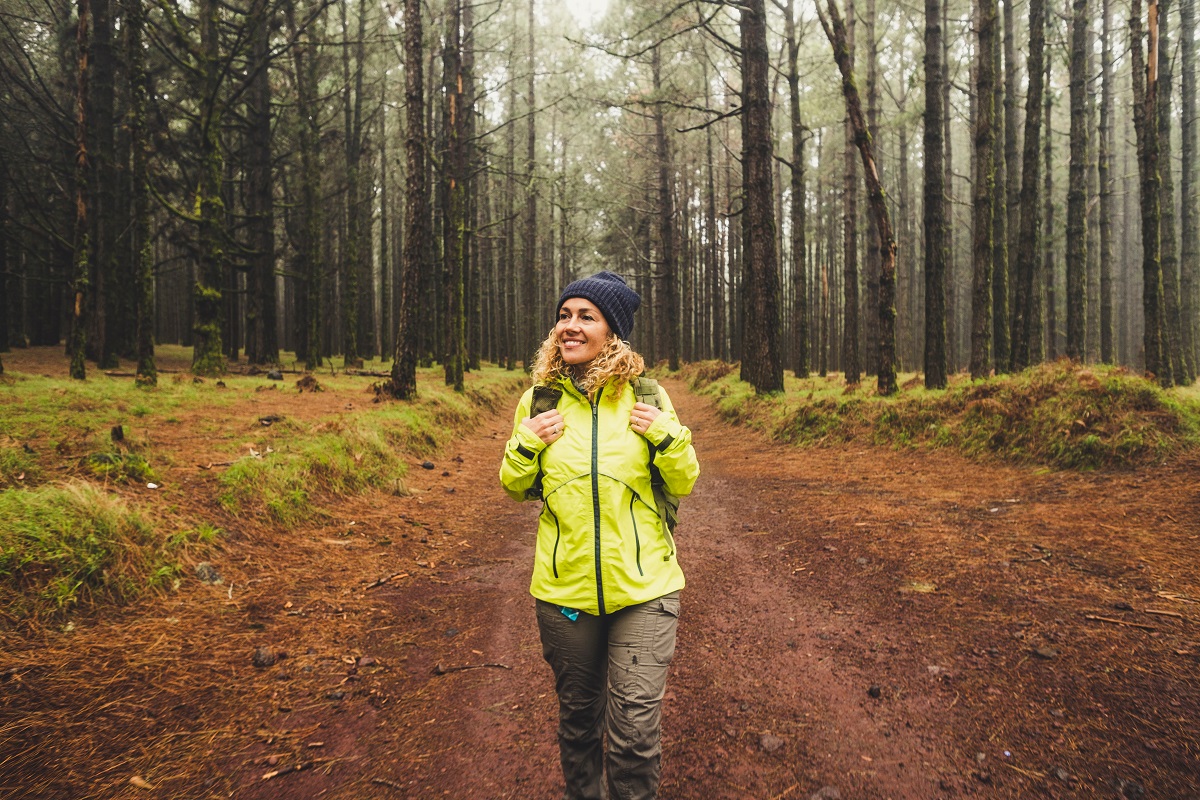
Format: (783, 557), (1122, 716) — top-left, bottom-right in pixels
(557, 271), (641, 340)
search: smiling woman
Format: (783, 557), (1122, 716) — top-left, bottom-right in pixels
(499, 270), (700, 800)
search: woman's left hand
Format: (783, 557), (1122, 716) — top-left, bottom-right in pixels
(630, 402), (661, 437)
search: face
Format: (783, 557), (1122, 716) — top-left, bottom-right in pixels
(556, 298), (612, 368)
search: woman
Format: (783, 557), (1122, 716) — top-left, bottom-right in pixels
(499, 271), (700, 800)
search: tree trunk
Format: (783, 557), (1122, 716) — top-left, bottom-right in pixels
(68, 0), (91, 380)
(503, 53), (517, 371)
(89, 0), (116, 368)
(1181, 0), (1199, 379)
(463, 0), (480, 371)
(1044, 59), (1055, 360)
(442, 0), (466, 390)
(246, 0), (277, 365)
(288, 0), (324, 371)
(705, 62), (723, 362)
(1131, 0), (1165, 382)
(127, 0), (155, 385)
(1011, 0), (1047, 370)
(971, 0), (998, 378)
(819, 0), (899, 394)
(785, 0), (809, 378)
(1158, 0), (1184, 385)
(379, 73), (391, 359)
(191, 0), (227, 376)
(1065, 0), (1089, 361)
(992, 4), (1010, 372)
(924, 0), (949, 388)
(865, 0), (880, 376)
(1086, 5), (1101, 360)
(739, 0), (784, 393)
(1004, 0), (1021, 324)
(1099, 0), (1115, 362)
(652, 46), (678, 370)
(522, 0), (538, 368)
(387, 0), (427, 398)
(842, 0), (860, 383)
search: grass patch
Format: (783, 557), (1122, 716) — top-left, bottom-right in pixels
(0, 482), (210, 619)
(0, 444), (38, 487)
(217, 367), (525, 527)
(83, 452), (157, 484)
(680, 359), (1200, 469)
(1, 352), (526, 618)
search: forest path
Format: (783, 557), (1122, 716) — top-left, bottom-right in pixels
(4, 353), (1196, 799)
(228, 378), (1200, 799)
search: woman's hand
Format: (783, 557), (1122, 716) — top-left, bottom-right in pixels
(523, 409), (565, 445)
(630, 402), (661, 437)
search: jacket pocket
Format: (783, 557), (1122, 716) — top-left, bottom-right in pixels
(628, 495), (644, 577)
(542, 500), (561, 579)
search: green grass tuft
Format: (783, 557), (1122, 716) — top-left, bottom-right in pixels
(216, 367), (526, 527)
(680, 359), (1200, 469)
(0, 484), (163, 616)
(83, 452), (157, 484)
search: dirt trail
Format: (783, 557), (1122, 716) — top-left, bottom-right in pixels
(4, 360), (1197, 799)
(229, 378), (1200, 799)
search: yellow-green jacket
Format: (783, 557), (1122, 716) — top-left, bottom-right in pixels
(499, 377), (699, 615)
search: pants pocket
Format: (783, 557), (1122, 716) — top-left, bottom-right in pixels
(650, 592), (680, 666)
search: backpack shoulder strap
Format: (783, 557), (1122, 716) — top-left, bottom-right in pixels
(524, 385), (562, 501)
(530, 384), (563, 417)
(631, 376), (661, 409)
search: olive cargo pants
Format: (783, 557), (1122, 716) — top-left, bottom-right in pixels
(535, 592), (681, 800)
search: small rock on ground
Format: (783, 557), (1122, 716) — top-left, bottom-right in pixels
(759, 734), (784, 753)
(252, 646), (277, 668)
(194, 562), (222, 584)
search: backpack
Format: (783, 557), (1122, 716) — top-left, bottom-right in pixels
(525, 377), (681, 533)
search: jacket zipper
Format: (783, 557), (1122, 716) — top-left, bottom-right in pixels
(629, 495), (644, 576)
(591, 388), (605, 615)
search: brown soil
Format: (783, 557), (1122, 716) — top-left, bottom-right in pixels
(2, 348), (1198, 799)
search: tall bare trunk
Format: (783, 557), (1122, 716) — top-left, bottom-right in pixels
(840, 0), (860, 382)
(819, 0), (899, 394)
(68, 0), (91, 380)
(739, 0), (784, 393)
(442, 0), (465, 390)
(786, 0), (809, 378)
(128, 0), (156, 384)
(521, 0), (538, 368)
(1131, 0), (1165, 382)
(1181, 0), (1199, 379)
(1158, 0), (1184, 385)
(1066, 0), (1090, 360)
(1011, 0), (1047, 369)
(992, 3), (1010, 371)
(652, 46), (678, 370)
(972, 0), (998, 378)
(924, 0), (949, 387)
(1099, 0), (1115, 362)
(387, 0), (427, 398)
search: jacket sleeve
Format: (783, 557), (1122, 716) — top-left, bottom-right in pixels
(640, 385), (700, 497)
(499, 387), (546, 502)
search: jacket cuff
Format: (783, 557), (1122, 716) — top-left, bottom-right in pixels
(644, 415), (682, 451)
(515, 422), (547, 458)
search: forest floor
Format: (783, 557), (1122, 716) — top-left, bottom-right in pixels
(2, 347), (1198, 800)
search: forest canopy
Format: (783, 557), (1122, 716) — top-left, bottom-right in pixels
(0, 0), (1196, 393)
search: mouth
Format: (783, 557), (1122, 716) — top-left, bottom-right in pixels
(562, 339), (586, 350)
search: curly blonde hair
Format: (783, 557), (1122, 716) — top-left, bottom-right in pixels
(531, 328), (646, 400)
